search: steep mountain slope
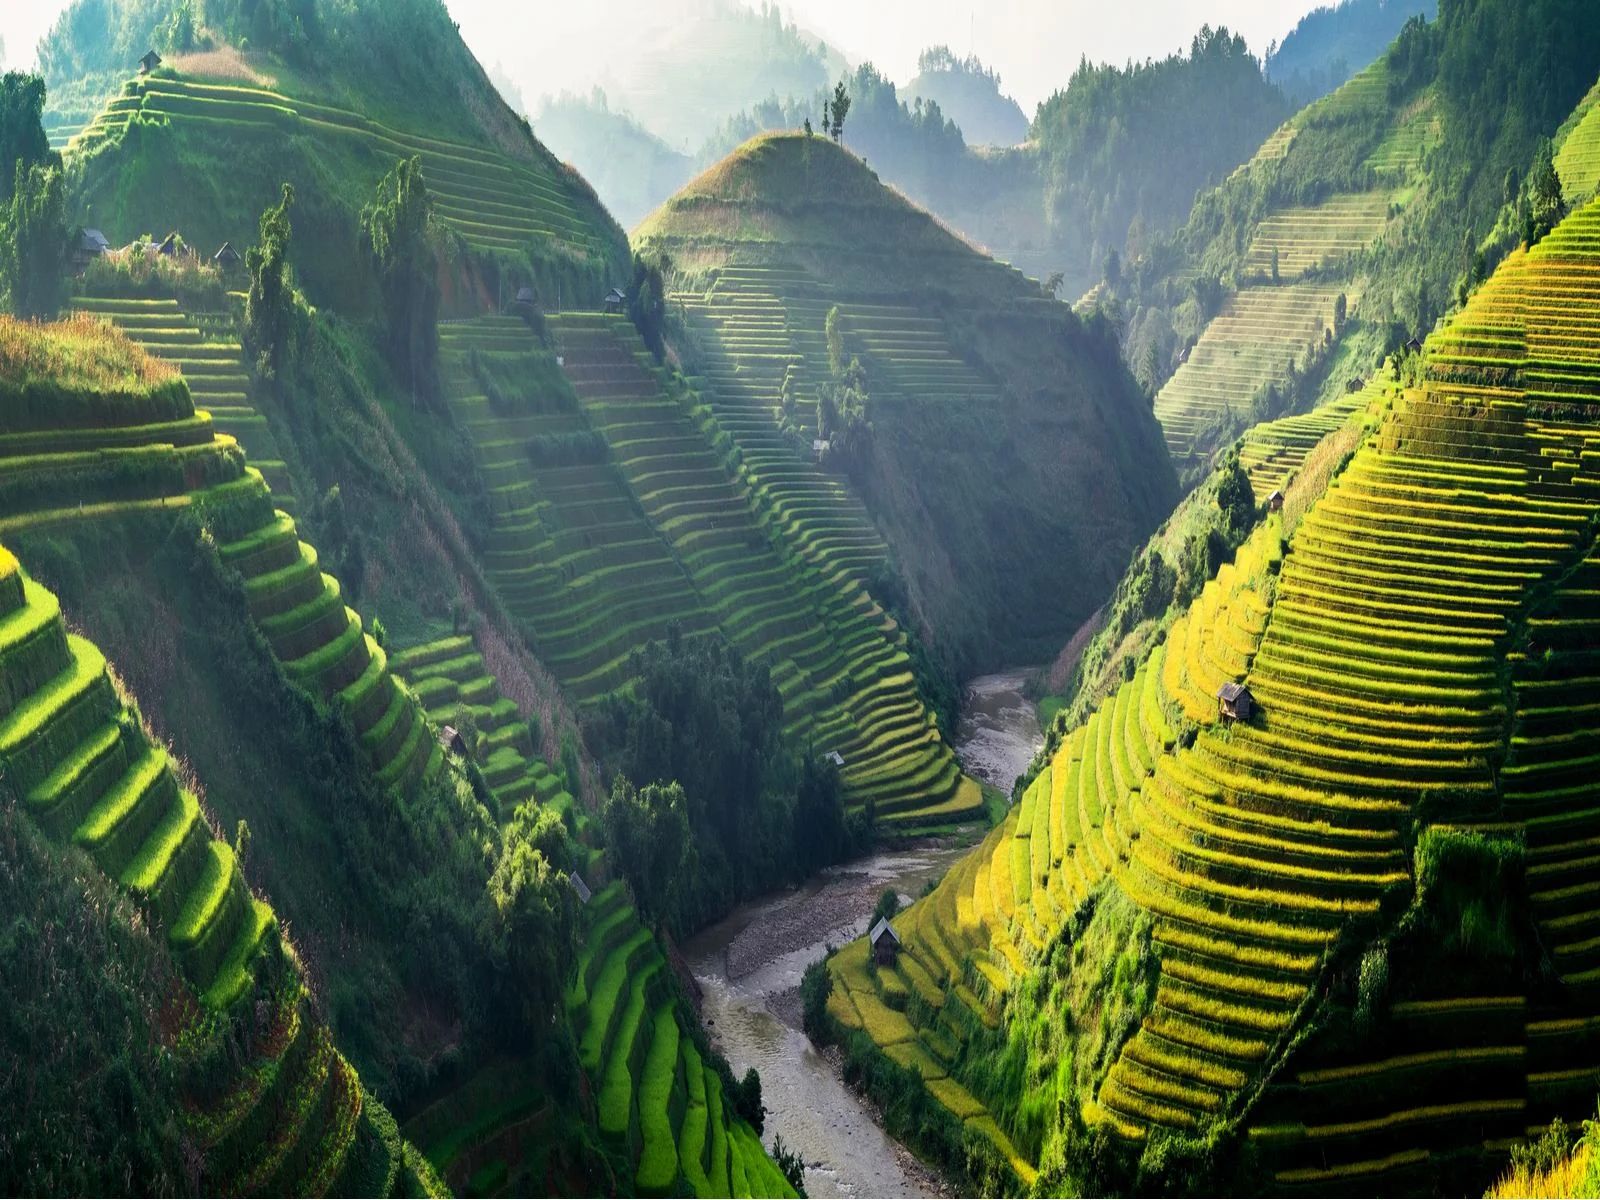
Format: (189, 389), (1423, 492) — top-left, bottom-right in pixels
(1142, 55), (1432, 469)
(436, 310), (980, 826)
(820, 192), (1600, 1196)
(0, 321), (435, 1192)
(636, 133), (1179, 675)
(53, 1), (629, 312)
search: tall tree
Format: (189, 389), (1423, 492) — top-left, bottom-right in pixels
(361, 155), (439, 403)
(0, 161), (69, 317)
(0, 72), (58, 207)
(828, 80), (851, 141)
(245, 183), (297, 381)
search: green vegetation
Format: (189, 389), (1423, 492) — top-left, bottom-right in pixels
(1034, 28), (1292, 299)
(638, 132), (1178, 677)
(1266, 0), (1435, 106)
(904, 47), (1028, 148)
(593, 632), (861, 931)
(819, 185), (1600, 1196)
(0, 541), (430, 1194)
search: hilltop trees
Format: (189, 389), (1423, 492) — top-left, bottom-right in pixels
(1034, 26), (1289, 288)
(827, 80), (851, 142)
(362, 155), (440, 403)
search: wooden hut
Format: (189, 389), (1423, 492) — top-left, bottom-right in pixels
(604, 287), (626, 313)
(567, 872), (593, 905)
(1267, 490), (1285, 513)
(869, 917), (900, 966)
(139, 50), (163, 75)
(1217, 682), (1256, 722)
(439, 725), (468, 757)
(213, 242), (243, 270)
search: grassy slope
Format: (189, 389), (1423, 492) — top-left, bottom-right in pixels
(826, 192), (1600, 1195)
(64, 18), (630, 314)
(637, 132), (1179, 673)
(0, 539), (427, 1195)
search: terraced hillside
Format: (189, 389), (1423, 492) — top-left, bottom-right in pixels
(0, 319), (436, 793)
(66, 67), (627, 308)
(1153, 283), (1346, 460)
(1555, 79), (1600, 204)
(1238, 387), (1372, 497)
(74, 294), (296, 506)
(438, 312), (977, 824)
(823, 194), (1600, 1195)
(392, 634), (581, 828)
(0, 543), (437, 1196)
(1150, 58), (1431, 465)
(638, 133), (1179, 670)
(566, 882), (796, 1199)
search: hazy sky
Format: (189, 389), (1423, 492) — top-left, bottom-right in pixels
(4, 1), (1322, 112)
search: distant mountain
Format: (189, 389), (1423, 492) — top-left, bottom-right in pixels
(1267, 0), (1436, 106)
(904, 46), (1029, 147)
(604, 0), (848, 153)
(535, 90), (695, 231)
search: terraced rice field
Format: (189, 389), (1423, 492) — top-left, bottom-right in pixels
(831, 193), (1600, 1190)
(1366, 94), (1442, 179)
(392, 635), (582, 829)
(0, 349), (435, 794)
(567, 883), (795, 1197)
(74, 295), (296, 506)
(441, 312), (978, 824)
(70, 76), (603, 259)
(672, 264), (897, 584)
(1238, 388), (1371, 497)
(1244, 192), (1392, 279)
(1153, 283), (1345, 459)
(1556, 81), (1600, 204)
(0, 546), (401, 1193)
(439, 317), (714, 699)
(215, 503), (442, 791)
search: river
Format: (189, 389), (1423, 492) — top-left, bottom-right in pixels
(683, 671), (1043, 1198)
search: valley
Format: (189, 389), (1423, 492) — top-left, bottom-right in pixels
(3, 0), (1600, 1197)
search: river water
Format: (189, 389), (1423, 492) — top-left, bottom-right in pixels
(683, 671), (1043, 1198)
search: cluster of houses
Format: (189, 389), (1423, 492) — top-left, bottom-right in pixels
(74, 226), (243, 275)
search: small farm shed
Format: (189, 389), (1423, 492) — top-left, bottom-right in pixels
(515, 286), (536, 305)
(869, 917), (900, 966)
(157, 232), (181, 257)
(74, 228), (111, 269)
(812, 438), (830, 460)
(1217, 682), (1256, 722)
(1347, 376), (1366, 393)
(1406, 336), (1423, 355)
(139, 50), (163, 75)
(604, 287), (626, 313)
(439, 725), (468, 756)
(824, 750), (845, 768)
(567, 872), (593, 904)
(1267, 490), (1284, 513)
(213, 241), (242, 270)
